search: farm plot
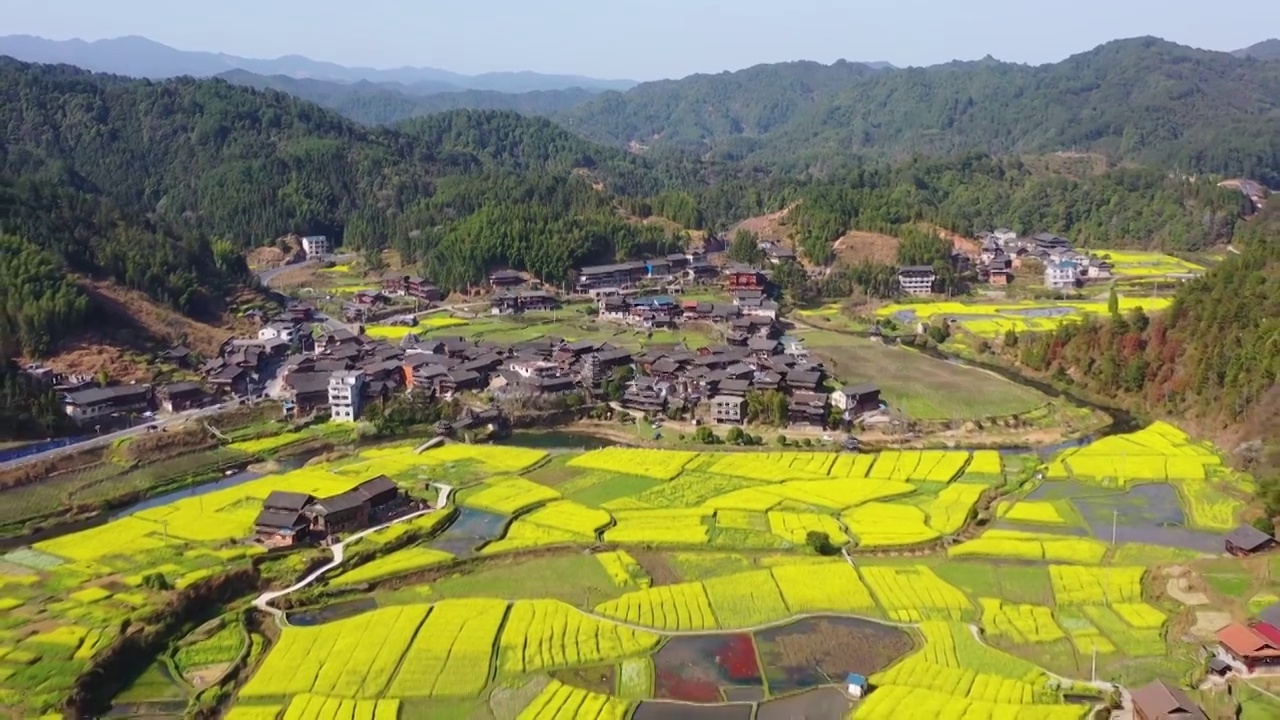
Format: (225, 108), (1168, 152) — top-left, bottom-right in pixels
(760, 478), (917, 510)
(702, 453), (837, 482)
(497, 600), (660, 674)
(755, 616), (914, 695)
(632, 473), (760, 508)
(386, 599), (509, 698)
(604, 509), (711, 546)
(920, 483), (988, 534)
(860, 566), (971, 622)
(949, 530), (1108, 564)
(1049, 421), (1222, 487)
(979, 599), (1065, 643)
(240, 604), (431, 698)
(480, 521), (584, 554)
(997, 501), (1069, 525)
(842, 503), (940, 547)
(766, 511), (850, 546)
(594, 583), (718, 632)
(568, 449), (699, 480)
(328, 547), (454, 587)
(280, 694), (400, 720)
(652, 633), (763, 702)
(875, 297), (1172, 339)
(517, 500), (611, 537)
(516, 679), (632, 720)
(462, 477), (561, 515)
(1049, 566), (1145, 605)
(828, 454), (876, 479)
(771, 562), (877, 614)
(594, 551), (648, 589)
(703, 570), (790, 628)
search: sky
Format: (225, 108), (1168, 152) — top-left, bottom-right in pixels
(4, 0), (1274, 80)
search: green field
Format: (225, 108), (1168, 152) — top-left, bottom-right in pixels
(801, 329), (1049, 419)
(0, 421), (1266, 719)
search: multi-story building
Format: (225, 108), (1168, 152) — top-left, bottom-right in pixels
(62, 385), (154, 425)
(897, 266), (936, 297)
(1044, 261), (1079, 290)
(301, 235), (331, 257)
(709, 395), (747, 424)
(328, 370), (365, 422)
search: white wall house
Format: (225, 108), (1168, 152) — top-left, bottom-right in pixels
(301, 235), (331, 258)
(1044, 261), (1079, 289)
(328, 370), (365, 422)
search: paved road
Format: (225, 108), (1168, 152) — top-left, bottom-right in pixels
(0, 399), (255, 473)
(252, 484), (454, 623)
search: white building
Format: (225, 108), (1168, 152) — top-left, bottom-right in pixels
(301, 235), (331, 258)
(1044, 261), (1080, 290)
(328, 370), (365, 422)
(257, 323), (296, 342)
(897, 266), (936, 297)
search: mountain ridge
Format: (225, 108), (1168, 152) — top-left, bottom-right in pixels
(0, 34), (638, 93)
(561, 36), (1280, 183)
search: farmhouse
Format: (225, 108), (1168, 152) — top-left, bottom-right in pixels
(831, 383), (883, 417)
(489, 269), (525, 288)
(254, 491), (314, 547)
(1225, 524), (1276, 557)
(710, 395), (747, 424)
(1216, 622), (1280, 671)
(1044, 260), (1079, 290)
(62, 385), (154, 425)
(159, 382), (206, 413)
(1129, 680), (1206, 720)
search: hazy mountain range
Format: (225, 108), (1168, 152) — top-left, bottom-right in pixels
(1234, 39), (1280, 60)
(0, 34), (638, 93)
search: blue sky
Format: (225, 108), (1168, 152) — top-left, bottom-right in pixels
(5, 0), (1272, 80)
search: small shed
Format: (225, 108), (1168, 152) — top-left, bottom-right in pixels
(845, 672), (868, 699)
(1225, 524), (1276, 557)
(1129, 679), (1206, 720)
(1207, 657), (1232, 676)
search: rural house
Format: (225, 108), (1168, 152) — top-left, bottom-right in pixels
(1129, 680), (1206, 720)
(1216, 622), (1280, 671)
(897, 266), (936, 296)
(62, 385), (154, 425)
(1225, 524), (1276, 557)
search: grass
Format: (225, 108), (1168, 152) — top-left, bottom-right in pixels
(415, 554), (626, 607)
(801, 330), (1047, 419)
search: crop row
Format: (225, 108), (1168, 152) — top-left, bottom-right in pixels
(854, 686), (1087, 720)
(703, 569), (790, 627)
(860, 567), (971, 622)
(593, 550), (647, 588)
(842, 503), (940, 547)
(922, 484), (987, 535)
(979, 599), (1065, 644)
(703, 452), (837, 481)
(767, 511), (849, 545)
(279, 694), (400, 720)
(1049, 566), (1145, 605)
(568, 448), (699, 480)
(386, 599), (508, 698)
(772, 562), (878, 614)
(603, 509), (710, 546)
(241, 605), (430, 699)
(997, 501), (1067, 525)
(759, 478), (917, 510)
(481, 522), (583, 555)
(516, 679), (631, 720)
(594, 582), (717, 631)
(462, 477), (561, 515)
(497, 600), (660, 674)
(328, 547), (454, 587)
(868, 450), (970, 483)
(950, 530), (1107, 565)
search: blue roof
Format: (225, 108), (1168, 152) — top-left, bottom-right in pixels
(846, 673), (867, 685)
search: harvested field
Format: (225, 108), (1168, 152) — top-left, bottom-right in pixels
(653, 634), (762, 702)
(757, 687), (852, 720)
(755, 617), (914, 695)
(632, 702), (752, 720)
(833, 230), (901, 265)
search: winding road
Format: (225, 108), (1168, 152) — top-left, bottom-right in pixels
(252, 484), (453, 623)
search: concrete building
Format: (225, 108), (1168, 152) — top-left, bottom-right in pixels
(328, 370), (365, 423)
(897, 266), (936, 297)
(1044, 261), (1079, 290)
(301, 235), (331, 257)
(62, 385), (153, 425)
(710, 395), (746, 424)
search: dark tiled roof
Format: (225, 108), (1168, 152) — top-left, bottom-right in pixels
(264, 491), (314, 511)
(254, 509), (306, 530)
(1227, 524), (1275, 551)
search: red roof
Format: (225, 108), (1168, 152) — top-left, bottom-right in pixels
(1253, 622), (1280, 646)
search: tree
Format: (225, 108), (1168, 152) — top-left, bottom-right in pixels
(728, 229), (764, 265)
(725, 426), (745, 444)
(776, 434), (788, 446)
(1107, 285), (1120, 316)
(694, 425), (718, 444)
(805, 531), (838, 556)
(1003, 328), (1019, 348)
(1253, 516), (1276, 536)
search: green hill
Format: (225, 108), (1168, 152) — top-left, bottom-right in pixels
(563, 38), (1280, 183)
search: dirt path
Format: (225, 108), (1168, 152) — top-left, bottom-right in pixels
(251, 484), (453, 624)
(1166, 576), (1209, 606)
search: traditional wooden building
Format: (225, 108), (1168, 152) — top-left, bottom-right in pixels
(1129, 680), (1206, 720)
(1225, 524), (1276, 557)
(1217, 622), (1280, 671)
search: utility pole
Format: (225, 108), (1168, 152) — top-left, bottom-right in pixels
(1111, 509), (1118, 546)
(1091, 646), (1097, 683)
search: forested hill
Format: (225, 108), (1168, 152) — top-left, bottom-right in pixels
(0, 59), (705, 343)
(0, 58), (679, 246)
(562, 37), (1280, 183)
(215, 70), (600, 126)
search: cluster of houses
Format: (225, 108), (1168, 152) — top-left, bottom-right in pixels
(974, 230), (1117, 290)
(622, 336), (882, 428)
(252, 475), (420, 547)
